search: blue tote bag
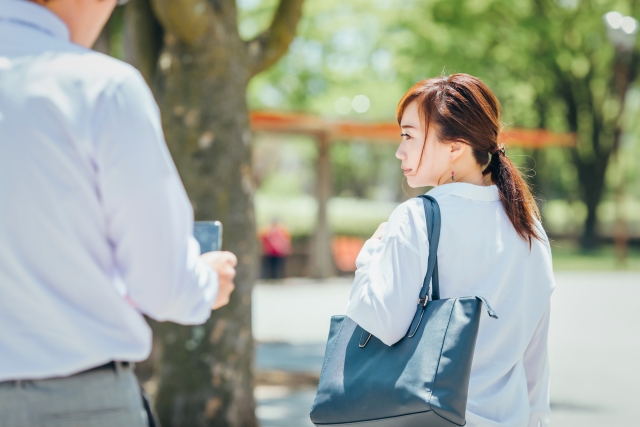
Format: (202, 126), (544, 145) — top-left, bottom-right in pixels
(310, 195), (498, 426)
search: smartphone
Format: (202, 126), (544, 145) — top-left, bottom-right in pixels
(194, 221), (223, 254)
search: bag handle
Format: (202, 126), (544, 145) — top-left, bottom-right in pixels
(408, 195), (441, 337)
(419, 195), (441, 301)
(416, 195), (498, 319)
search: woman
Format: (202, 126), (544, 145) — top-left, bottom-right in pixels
(345, 74), (555, 427)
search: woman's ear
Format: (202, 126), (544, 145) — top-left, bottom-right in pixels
(449, 139), (467, 161)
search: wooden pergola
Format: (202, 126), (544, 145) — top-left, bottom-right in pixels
(250, 110), (576, 278)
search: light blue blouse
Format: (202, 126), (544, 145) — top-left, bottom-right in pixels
(0, 1), (217, 381)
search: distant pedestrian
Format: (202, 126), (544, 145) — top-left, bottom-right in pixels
(0, 1), (236, 426)
(260, 219), (292, 280)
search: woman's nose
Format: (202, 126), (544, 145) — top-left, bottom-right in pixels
(395, 146), (405, 160)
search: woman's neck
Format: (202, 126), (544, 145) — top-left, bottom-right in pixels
(438, 168), (487, 187)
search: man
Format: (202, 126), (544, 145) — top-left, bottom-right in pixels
(0, 1), (237, 425)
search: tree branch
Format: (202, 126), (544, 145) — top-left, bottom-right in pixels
(246, 0), (304, 77)
(150, 0), (211, 44)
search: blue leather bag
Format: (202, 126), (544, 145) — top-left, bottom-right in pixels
(310, 195), (498, 426)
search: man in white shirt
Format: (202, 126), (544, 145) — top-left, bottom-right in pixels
(0, 0), (237, 425)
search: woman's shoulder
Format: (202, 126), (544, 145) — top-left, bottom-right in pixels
(384, 197), (430, 253)
(386, 197), (424, 230)
(532, 217), (553, 253)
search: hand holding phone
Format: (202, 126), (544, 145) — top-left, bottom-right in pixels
(194, 221), (236, 310)
(200, 251), (237, 310)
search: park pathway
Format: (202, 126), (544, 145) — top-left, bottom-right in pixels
(253, 272), (640, 427)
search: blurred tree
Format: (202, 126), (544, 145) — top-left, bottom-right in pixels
(122, 0), (303, 426)
(394, 0), (640, 248)
(330, 143), (403, 201)
(245, 0), (640, 247)
(243, 0), (407, 119)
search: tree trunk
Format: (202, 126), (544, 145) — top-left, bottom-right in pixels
(557, 78), (613, 250)
(310, 134), (336, 278)
(152, 28), (258, 427)
(569, 52), (638, 250)
(576, 158), (607, 249)
(123, 0), (164, 84)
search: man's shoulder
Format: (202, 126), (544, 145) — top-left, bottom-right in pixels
(45, 46), (142, 90)
(16, 43), (156, 130)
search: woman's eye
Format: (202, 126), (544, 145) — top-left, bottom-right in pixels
(400, 133), (411, 140)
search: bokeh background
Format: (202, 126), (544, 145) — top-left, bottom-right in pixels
(97, 0), (639, 426)
(245, 0), (640, 266)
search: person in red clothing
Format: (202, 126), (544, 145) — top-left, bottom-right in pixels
(260, 218), (292, 280)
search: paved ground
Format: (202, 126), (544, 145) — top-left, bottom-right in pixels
(252, 272), (640, 427)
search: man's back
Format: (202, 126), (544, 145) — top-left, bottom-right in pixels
(0, 2), (218, 382)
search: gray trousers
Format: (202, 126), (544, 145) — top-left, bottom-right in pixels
(0, 364), (148, 427)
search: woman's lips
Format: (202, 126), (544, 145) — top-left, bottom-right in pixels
(403, 168), (412, 176)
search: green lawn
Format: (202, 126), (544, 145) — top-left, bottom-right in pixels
(551, 240), (640, 271)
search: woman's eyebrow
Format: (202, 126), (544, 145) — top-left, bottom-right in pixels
(401, 124), (416, 129)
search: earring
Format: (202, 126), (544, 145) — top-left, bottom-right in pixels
(451, 168), (455, 181)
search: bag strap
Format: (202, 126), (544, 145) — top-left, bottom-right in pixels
(419, 195), (441, 301)
(408, 195), (441, 337)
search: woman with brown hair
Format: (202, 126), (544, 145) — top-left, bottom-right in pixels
(346, 74), (555, 426)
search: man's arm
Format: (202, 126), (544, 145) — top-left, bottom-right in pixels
(91, 68), (231, 324)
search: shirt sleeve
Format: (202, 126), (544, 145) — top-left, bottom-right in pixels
(346, 235), (425, 346)
(524, 302), (552, 427)
(355, 239), (382, 269)
(91, 69), (217, 325)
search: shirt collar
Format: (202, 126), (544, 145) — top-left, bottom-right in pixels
(0, 0), (70, 41)
(427, 182), (500, 202)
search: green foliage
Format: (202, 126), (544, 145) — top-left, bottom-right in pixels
(240, 0), (408, 119)
(242, 0), (640, 244)
(391, 0), (635, 130)
(330, 142), (403, 199)
(387, 0), (640, 246)
(241, 0), (640, 128)
(253, 135), (318, 196)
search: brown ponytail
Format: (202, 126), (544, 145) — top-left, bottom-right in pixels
(397, 74), (541, 246)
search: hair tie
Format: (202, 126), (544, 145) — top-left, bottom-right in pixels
(492, 143), (505, 155)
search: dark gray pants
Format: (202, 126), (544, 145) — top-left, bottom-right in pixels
(0, 364), (147, 427)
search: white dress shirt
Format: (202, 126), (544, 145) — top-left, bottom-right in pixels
(346, 183), (555, 427)
(0, 1), (218, 381)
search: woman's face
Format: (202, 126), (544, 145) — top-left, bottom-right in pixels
(396, 101), (453, 188)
